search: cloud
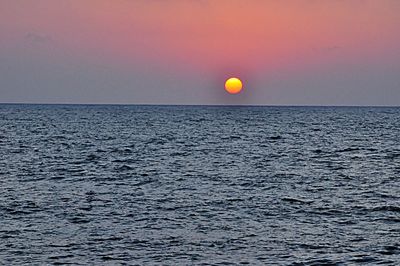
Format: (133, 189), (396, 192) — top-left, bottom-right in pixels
(24, 32), (53, 44)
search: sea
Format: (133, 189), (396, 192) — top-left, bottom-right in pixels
(0, 104), (399, 265)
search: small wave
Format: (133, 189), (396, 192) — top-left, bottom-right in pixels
(386, 153), (400, 159)
(281, 197), (314, 204)
(269, 135), (282, 140)
(86, 154), (100, 161)
(145, 138), (166, 145)
(297, 243), (330, 250)
(68, 216), (91, 224)
(291, 258), (342, 265)
(115, 164), (135, 171)
(371, 205), (400, 213)
(378, 245), (400, 255)
(336, 147), (360, 153)
(312, 149), (323, 154)
(91, 236), (124, 242)
(350, 256), (377, 263)
(48, 254), (75, 260)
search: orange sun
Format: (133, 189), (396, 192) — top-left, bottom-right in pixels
(225, 77), (243, 94)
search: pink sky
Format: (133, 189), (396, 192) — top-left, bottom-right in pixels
(1, 0), (400, 105)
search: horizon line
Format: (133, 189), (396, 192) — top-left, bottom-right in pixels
(0, 102), (399, 108)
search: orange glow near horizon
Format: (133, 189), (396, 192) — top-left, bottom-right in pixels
(0, 1), (400, 105)
(225, 78), (243, 94)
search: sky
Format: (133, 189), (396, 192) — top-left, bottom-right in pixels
(0, 0), (399, 106)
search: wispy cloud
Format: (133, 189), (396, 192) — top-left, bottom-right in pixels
(24, 32), (52, 44)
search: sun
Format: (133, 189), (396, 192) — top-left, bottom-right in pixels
(225, 77), (243, 94)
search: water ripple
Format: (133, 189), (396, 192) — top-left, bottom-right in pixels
(0, 105), (399, 264)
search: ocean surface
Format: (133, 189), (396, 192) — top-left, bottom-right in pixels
(0, 104), (399, 265)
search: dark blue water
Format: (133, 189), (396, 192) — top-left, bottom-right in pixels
(1, 104), (399, 265)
